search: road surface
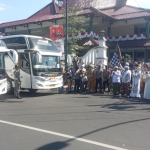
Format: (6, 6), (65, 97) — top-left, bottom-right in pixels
(0, 91), (150, 150)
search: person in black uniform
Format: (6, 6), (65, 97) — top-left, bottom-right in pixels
(14, 64), (21, 99)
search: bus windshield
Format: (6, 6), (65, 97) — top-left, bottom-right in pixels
(28, 37), (59, 52)
(31, 53), (61, 76)
(1, 37), (27, 49)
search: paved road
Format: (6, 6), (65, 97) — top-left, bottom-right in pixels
(0, 91), (150, 150)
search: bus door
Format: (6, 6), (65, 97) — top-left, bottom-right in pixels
(0, 52), (7, 95)
(18, 53), (31, 89)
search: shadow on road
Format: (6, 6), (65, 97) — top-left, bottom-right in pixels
(0, 100), (24, 103)
(71, 96), (90, 99)
(36, 141), (69, 150)
(86, 96), (150, 112)
(36, 117), (150, 150)
(21, 91), (55, 98)
(0, 91), (56, 103)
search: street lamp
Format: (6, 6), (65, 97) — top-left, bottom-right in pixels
(57, 0), (68, 69)
(99, 30), (105, 37)
(98, 30), (106, 47)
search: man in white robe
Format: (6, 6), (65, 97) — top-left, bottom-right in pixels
(130, 66), (141, 98)
(144, 72), (150, 100)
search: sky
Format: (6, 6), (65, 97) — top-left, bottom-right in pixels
(0, 0), (150, 23)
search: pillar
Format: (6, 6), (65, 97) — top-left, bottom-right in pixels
(28, 29), (31, 35)
(89, 51), (91, 63)
(89, 15), (94, 32)
(0, 28), (5, 33)
(92, 50), (95, 65)
(144, 48), (149, 61)
(94, 49), (97, 64)
(108, 48), (110, 62)
(146, 22), (149, 39)
(108, 26), (111, 37)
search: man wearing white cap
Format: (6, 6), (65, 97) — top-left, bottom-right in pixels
(119, 62), (129, 74)
(126, 62), (129, 66)
(111, 66), (121, 95)
(121, 66), (131, 97)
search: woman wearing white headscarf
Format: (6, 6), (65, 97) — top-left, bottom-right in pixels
(144, 71), (150, 100)
(130, 65), (141, 98)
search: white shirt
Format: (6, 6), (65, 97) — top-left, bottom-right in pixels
(99, 62), (105, 69)
(111, 70), (121, 83)
(147, 62), (150, 68)
(122, 70), (131, 83)
(78, 62), (83, 68)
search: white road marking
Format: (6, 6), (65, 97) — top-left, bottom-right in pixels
(0, 120), (128, 150)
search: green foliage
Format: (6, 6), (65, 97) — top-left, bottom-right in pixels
(124, 54), (131, 62)
(63, 7), (86, 54)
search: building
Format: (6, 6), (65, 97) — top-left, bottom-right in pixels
(0, 0), (150, 61)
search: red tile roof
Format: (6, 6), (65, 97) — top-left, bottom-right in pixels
(28, 4), (52, 20)
(102, 5), (150, 20)
(0, 2), (93, 28)
(1, 3), (150, 28)
(64, 0), (93, 8)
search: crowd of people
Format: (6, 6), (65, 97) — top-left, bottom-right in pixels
(64, 56), (150, 100)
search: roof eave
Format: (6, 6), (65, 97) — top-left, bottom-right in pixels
(90, 7), (116, 21)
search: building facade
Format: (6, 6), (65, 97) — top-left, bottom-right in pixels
(0, 0), (150, 61)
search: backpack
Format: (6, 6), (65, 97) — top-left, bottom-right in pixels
(66, 72), (72, 79)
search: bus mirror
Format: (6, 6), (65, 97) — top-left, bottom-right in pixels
(0, 40), (7, 48)
(36, 52), (42, 64)
(12, 50), (18, 64)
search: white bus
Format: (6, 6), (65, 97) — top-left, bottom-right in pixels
(0, 35), (63, 94)
(0, 47), (8, 95)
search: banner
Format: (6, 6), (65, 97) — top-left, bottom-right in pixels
(50, 25), (65, 41)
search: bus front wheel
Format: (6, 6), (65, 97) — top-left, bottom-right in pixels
(7, 79), (14, 95)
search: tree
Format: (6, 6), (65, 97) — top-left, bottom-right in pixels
(63, 7), (86, 54)
(124, 54), (131, 62)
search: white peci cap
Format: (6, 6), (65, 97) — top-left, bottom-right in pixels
(82, 68), (86, 72)
(125, 62), (129, 66)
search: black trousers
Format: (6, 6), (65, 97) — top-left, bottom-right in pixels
(82, 81), (88, 92)
(74, 79), (80, 92)
(103, 79), (110, 92)
(95, 78), (102, 93)
(113, 83), (121, 94)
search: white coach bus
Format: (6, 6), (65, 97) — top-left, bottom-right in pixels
(0, 35), (63, 94)
(0, 47), (8, 95)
